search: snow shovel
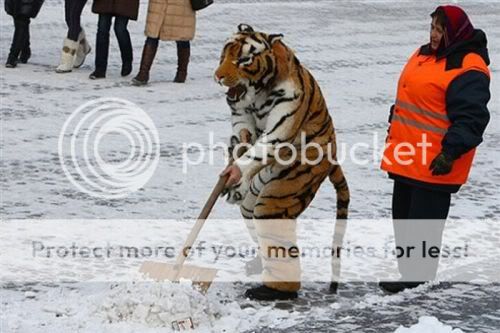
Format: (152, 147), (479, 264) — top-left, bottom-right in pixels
(139, 171), (229, 293)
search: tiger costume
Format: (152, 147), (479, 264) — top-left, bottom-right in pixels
(215, 24), (349, 300)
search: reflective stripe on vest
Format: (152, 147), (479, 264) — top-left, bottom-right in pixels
(381, 51), (490, 185)
(391, 113), (447, 135)
(395, 99), (449, 122)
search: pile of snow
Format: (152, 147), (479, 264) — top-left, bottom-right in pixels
(93, 280), (300, 332)
(3, 280), (301, 332)
(98, 280), (213, 328)
(394, 316), (464, 333)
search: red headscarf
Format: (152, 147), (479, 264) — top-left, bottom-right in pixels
(435, 5), (475, 49)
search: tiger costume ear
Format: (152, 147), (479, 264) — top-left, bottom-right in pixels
(238, 24), (254, 33)
(268, 34), (284, 45)
(271, 37), (292, 81)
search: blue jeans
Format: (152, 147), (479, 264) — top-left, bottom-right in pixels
(95, 14), (132, 71)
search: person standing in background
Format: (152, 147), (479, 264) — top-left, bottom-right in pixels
(132, 0), (196, 86)
(380, 5), (491, 293)
(89, 0), (140, 79)
(56, 0), (91, 73)
(4, 0), (45, 68)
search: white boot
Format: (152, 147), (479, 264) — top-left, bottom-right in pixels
(74, 29), (91, 68)
(56, 38), (78, 73)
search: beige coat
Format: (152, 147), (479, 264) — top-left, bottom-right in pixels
(145, 0), (196, 41)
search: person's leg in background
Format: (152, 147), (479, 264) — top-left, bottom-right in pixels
(19, 17), (31, 64)
(6, 16), (30, 68)
(113, 15), (133, 77)
(71, 0), (91, 68)
(132, 37), (159, 86)
(64, 0), (71, 31)
(174, 40), (190, 83)
(66, 0), (83, 42)
(89, 14), (112, 79)
(57, 0), (82, 73)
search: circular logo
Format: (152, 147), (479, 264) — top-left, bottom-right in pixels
(58, 98), (160, 199)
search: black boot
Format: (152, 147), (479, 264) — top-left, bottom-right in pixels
(89, 69), (106, 80)
(173, 43), (190, 83)
(379, 281), (426, 293)
(20, 47), (31, 64)
(5, 54), (18, 68)
(132, 41), (158, 86)
(121, 61), (132, 77)
(244, 285), (298, 301)
(329, 281), (339, 294)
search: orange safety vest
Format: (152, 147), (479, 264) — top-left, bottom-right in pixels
(381, 50), (490, 185)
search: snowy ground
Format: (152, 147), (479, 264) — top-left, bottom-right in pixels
(1, 0), (500, 332)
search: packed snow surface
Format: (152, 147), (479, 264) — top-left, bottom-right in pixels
(1, 0), (499, 332)
(395, 316), (465, 333)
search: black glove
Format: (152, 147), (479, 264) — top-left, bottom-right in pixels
(429, 152), (454, 176)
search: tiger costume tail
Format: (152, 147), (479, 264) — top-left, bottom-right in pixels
(329, 163), (349, 293)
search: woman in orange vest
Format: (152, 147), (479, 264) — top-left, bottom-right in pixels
(380, 5), (490, 293)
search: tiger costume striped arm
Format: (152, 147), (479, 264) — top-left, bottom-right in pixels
(233, 78), (305, 183)
(228, 101), (257, 155)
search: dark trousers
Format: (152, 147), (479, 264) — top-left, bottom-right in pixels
(95, 14), (132, 72)
(392, 180), (451, 219)
(9, 16), (31, 58)
(65, 0), (87, 41)
(391, 180), (451, 281)
(145, 37), (190, 49)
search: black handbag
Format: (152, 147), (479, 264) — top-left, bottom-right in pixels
(191, 0), (213, 11)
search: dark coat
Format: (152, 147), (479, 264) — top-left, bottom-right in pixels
(92, 0), (140, 21)
(5, 0), (44, 18)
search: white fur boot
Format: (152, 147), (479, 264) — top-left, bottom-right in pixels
(74, 29), (91, 68)
(55, 38), (78, 73)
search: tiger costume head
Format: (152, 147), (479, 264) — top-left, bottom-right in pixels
(215, 24), (295, 101)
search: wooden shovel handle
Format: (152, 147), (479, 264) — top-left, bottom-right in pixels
(197, 174), (228, 220)
(172, 171), (230, 281)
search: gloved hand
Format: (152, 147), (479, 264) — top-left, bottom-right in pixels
(429, 152), (454, 176)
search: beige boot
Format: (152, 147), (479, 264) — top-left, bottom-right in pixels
(74, 29), (91, 68)
(56, 38), (78, 73)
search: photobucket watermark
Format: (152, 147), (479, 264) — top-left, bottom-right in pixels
(58, 97), (435, 197)
(182, 131), (434, 174)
